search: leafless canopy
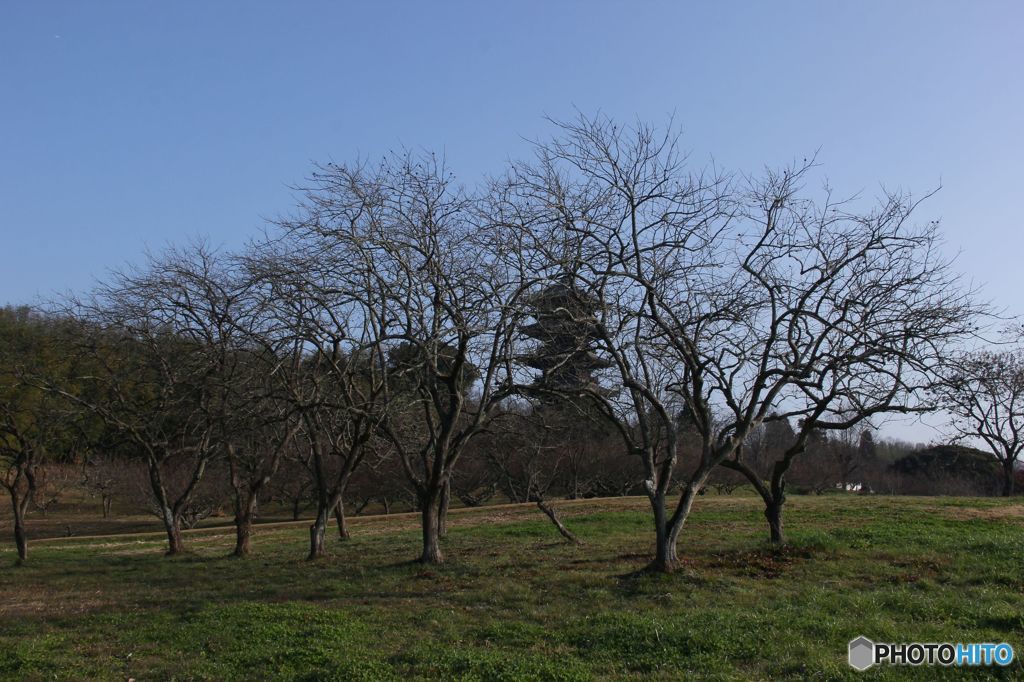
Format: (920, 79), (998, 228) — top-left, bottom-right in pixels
(266, 152), (532, 563)
(935, 347), (1024, 496)
(499, 113), (983, 570)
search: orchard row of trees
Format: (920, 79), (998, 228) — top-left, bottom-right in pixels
(3, 115), (1021, 571)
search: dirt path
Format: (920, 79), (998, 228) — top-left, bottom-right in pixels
(29, 495), (653, 546)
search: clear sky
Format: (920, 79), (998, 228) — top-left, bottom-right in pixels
(2, 1), (1022, 441)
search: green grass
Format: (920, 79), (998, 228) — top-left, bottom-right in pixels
(1, 495), (1022, 680)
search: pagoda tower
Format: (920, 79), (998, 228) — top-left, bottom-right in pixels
(520, 275), (611, 398)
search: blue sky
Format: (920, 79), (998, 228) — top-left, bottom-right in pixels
(2, 1), (1022, 440)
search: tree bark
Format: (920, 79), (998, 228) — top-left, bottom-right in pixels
(230, 472), (261, 556)
(234, 512), (253, 557)
(765, 500), (784, 545)
(233, 490), (260, 557)
(536, 499), (580, 544)
(333, 498), (350, 540)
(149, 460), (186, 556)
(163, 511), (184, 556)
(766, 461), (791, 545)
(13, 521), (27, 562)
(648, 491), (678, 573)
(308, 503), (329, 560)
(651, 522), (678, 572)
(438, 480), (450, 539)
(11, 494), (28, 563)
(1001, 461), (1015, 497)
(649, 477), (706, 573)
(419, 493), (444, 564)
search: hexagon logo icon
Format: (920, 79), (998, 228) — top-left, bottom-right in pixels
(849, 636), (875, 671)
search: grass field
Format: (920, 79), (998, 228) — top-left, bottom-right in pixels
(1, 494), (1022, 680)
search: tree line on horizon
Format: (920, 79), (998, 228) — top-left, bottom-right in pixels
(3, 114), (1023, 571)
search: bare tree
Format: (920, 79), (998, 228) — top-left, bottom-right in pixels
(503, 114), (979, 570)
(936, 348), (1024, 496)
(277, 152), (528, 564)
(81, 454), (126, 518)
(715, 176), (981, 544)
(223, 407), (300, 556)
(53, 244), (245, 555)
(28, 464), (76, 518)
(500, 114), (727, 572)
(449, 445), (499, 508)
(268, 454), (317, 520)
(119, 456), (229, 529)
(207, 262), (306, 557)
(346, 448), (414, 516)
(255, 205), (394, 560)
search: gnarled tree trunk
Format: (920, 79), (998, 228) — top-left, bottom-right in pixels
(721, 445), (802, 546)
(308, 499), (332, 560)
(650, 473), (709, 573)
(333, 498), (350, 540)
(162, 509), (184, 556)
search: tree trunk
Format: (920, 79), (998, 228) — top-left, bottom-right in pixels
(438, 480), (450, 539)
(292, 496), (302, 521)
(650, 478), (706, 573)
(721, 457), (785, 546)
(648, 491), (678, 573)
(230, 480), (260, 557)
(102, 495), (112, 518)
(419, 492), (444, 564)
(333, 498), (350, 540)
(14, 521), (27, 562)
(234, 512), (253, 557)
(765, 463), (792, 545)
(232, 490), (259, 557)
(11, 494), (28, 563)
(148, 460), (184, 556)
(308, 503), (329, 560)
(536, 499), (580, 544)
(1001, 461), (1015, 497)
(765, 499), (785, 545)
(651, 523), (678, 573)
(163, 511), (184, 556)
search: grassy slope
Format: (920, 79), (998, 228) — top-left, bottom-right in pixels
(0, 495), (1022, 681)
